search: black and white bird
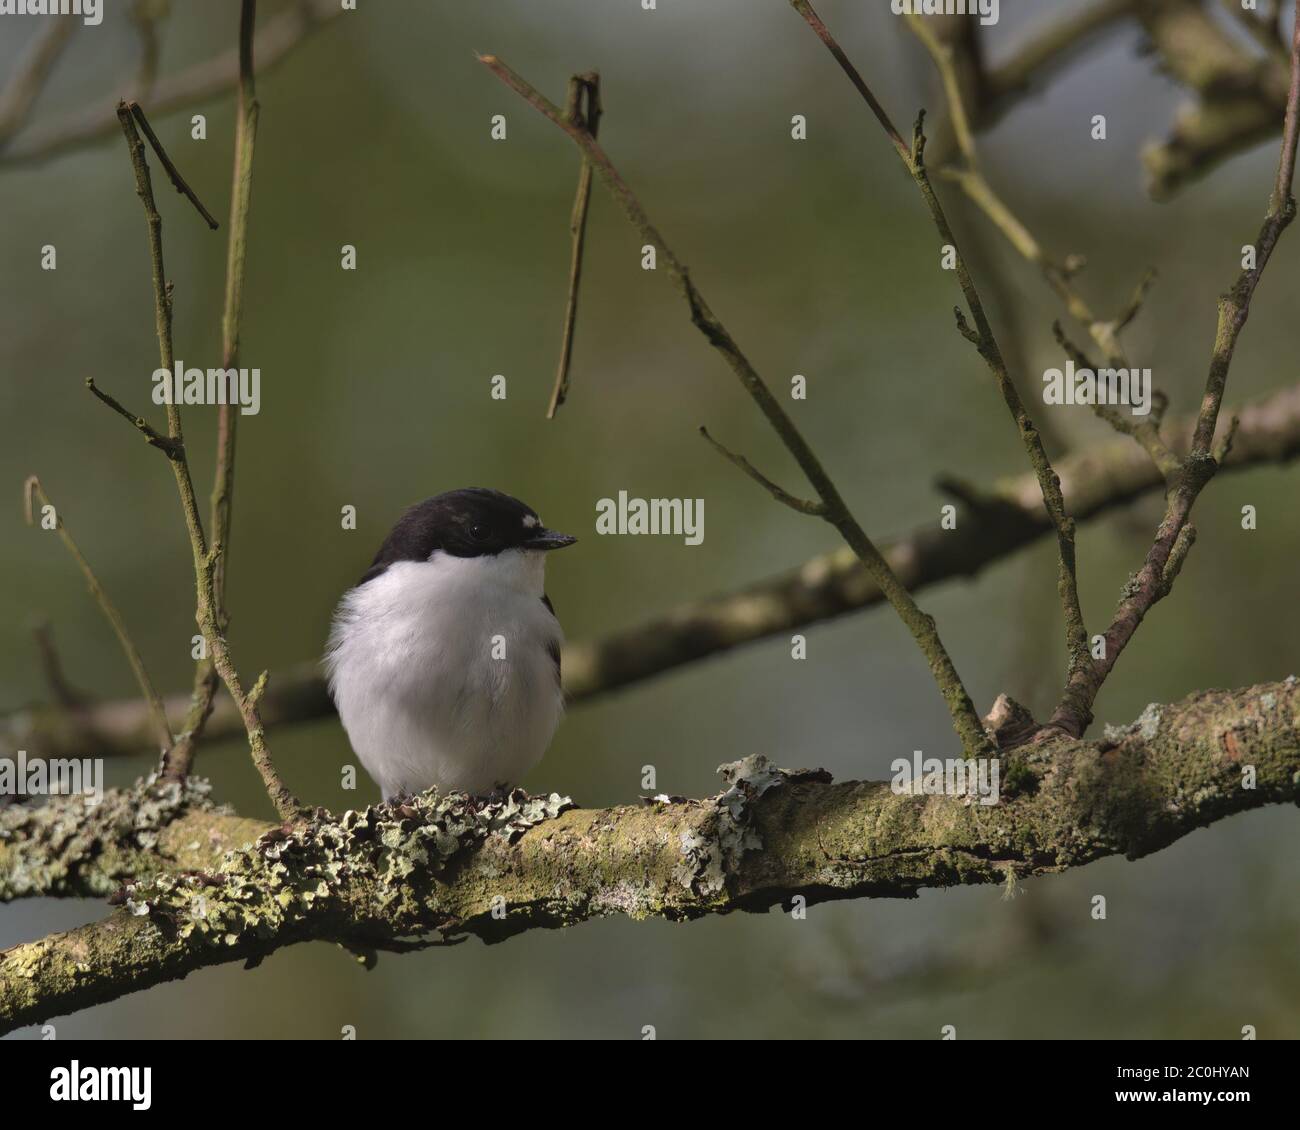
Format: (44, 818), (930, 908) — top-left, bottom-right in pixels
(325, 489), (576, 801)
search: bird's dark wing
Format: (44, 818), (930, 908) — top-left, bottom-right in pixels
(541, 594), (561, 681)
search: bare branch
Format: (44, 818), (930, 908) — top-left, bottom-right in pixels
(128, 102), (219, 230)
(1049, 5), (1300, 737)
(909, 14), (1179, 483)
(115, 83), (302, 821)
(21, 476), (172, 752)
(0, 18), (76, 145)
(1113, 267), (1158, 336)
(0, 0), (342, 167)
(128, 0), (164, 104)
(1051, 322), (1177, 479)
(479, 51), (994, 758)
(699, 427), (826, 516)
(29, 620), (84, 710)
(791, 0), (1088, 699)
(85, 376), (184, 460)
(168, 0), (262, 783)
(547, 71), (601, 418)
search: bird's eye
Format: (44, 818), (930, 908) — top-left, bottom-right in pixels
(468, 523), (491, 542)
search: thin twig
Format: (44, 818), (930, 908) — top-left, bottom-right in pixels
(479, 52), (994, 758)
(698, 427), (826, 516)
(85, 376), (184, 459)
(1051, 323), (1177, 478)
(23, 476), (173, 752)
(547, 72), (600, 418)
(0, 0), (341, 167)
(0, 19), (77, 145)
(791, 0), (1089, 688)
(909, 15), (1179, 483)
(30, 620), (85, 710)
(1113, 268), (1158, 336)
(129, 0), (163, 103)
(128, 103), (219, 230)
(168, 0), (262, 781)
(112, 78), (302, 820)
(1049, 3), (1300, 736)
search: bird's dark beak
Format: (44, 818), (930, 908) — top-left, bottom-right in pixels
(525, 529), (578, 551)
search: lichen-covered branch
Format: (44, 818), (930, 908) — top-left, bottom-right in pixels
(7, 382), (1300, 761)
(2, 677), (1296, 1033)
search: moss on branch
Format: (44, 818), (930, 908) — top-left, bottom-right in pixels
(3, 677), (1297, 1033)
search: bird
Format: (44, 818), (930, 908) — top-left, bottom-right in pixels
(324, 488), (576, 802)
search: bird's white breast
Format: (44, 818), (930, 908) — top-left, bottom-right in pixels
(325, 548), (564, 799)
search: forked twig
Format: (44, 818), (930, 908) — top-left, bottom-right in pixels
(128, 102), (219, 230)
(105, 11), (303, 820)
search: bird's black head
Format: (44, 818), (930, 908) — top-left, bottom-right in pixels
(361, 488), (576, 584)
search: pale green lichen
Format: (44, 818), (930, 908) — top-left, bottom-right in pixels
(672, 755), (792, 897)
(116, 787), (574, 948)
(1102, 701), (1163, 744)
(0, 773), (220, 901)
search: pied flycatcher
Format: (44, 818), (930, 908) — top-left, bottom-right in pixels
(325, 488), (576, 801)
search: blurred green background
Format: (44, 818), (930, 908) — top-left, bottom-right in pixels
(2, 0), (1297, 1039)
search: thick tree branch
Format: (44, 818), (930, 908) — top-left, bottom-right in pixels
(2, 677), (1296, 1032)
(6, 382), (1300, 761)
